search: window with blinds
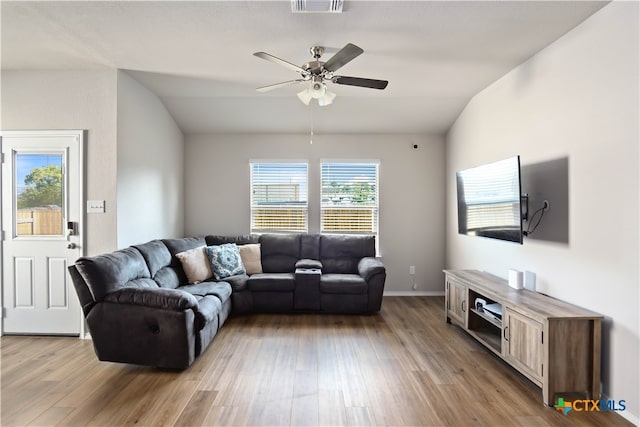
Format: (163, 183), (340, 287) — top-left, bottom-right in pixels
(250, 162), (308, 233)
(321, 162), (379, 235)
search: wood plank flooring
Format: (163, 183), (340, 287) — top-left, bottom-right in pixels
(1, 297), (633, 426)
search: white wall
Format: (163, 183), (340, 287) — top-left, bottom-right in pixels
(1, 70), (118, 256)
(446, 2), (639, 422)
(185, 133), (446, 294)
(116, 71), (184, 248)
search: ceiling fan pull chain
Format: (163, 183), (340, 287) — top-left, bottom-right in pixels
(309, 107), (314, 144)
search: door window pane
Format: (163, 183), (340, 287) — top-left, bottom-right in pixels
(15, 153), (64, 236)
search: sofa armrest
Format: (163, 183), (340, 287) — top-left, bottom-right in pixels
(358, 257), (386, 282)
(103, 287), (198, 311)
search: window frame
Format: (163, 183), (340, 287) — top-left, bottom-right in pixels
(249, 160), (309, 234)
(320, 159), (380, 238)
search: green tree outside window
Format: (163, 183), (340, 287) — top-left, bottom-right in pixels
(17, 165), (63, 209)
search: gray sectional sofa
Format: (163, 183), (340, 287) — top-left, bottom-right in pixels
(69, 233), (386, 369)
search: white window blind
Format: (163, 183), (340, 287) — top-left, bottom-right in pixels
(250, 162), (308, 233)
(321, 162), (379, 235)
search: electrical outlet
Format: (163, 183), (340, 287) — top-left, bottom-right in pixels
(409, 266), (415, 275)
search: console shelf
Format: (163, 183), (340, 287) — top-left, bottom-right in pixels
(469, 308), (502, 328)
(444, 269), (602, 406)
(468, 326), (502, 354)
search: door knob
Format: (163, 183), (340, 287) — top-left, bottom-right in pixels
(67, 242), (78, 249)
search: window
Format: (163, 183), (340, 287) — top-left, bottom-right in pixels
(250, 162), (308, 233)
(321, 162), (379, 236)
(15, 153), (65, 236)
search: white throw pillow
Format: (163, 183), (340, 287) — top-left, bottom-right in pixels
(239, 243), (263, 275)
(175, 246), (212, 284)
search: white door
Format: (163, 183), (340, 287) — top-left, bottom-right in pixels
(1, 130), (83, 335)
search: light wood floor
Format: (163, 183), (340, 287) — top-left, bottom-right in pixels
(1, 296), (633, 426)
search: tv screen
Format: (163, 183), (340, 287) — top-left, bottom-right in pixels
(456, 156), (523, 244)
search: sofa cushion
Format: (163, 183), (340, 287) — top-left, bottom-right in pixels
(162, 236), (206, 256)
(75, 247), (151, 302)
(320, 274), (367, 294)
(194, 295), (222, 329)
(220, 274), (250, 292)
(319, 235), (376, 274)
(239, 244), (263, 275)
(179, 282), (232, 330)
(260, 234), (301, 273)
(133, 240), (172, 277)
(152, 267), (182, 289)
(162, 237), (207, 285)
(248, 273), (295, 292)
(133, 240), (182, 289)
(300, 234), (320, 259)
(178, 282), (232, 303)
(175, 246), (212, 284)
(205, 244), (246, 280)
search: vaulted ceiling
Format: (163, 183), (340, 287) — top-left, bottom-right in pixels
(1, 1), (608, 134)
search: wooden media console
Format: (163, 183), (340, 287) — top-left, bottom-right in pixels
(444, 269), (602, 406)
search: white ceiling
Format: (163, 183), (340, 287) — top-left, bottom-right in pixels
(1, 1), (608, 135)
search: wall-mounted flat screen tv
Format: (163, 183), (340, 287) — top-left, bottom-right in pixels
(456, 156), (523, 244)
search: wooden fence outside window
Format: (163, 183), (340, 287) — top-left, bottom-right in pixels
(17, 208), (62, 236)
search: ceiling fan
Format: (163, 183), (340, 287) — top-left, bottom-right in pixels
(253, 43), (389, 106)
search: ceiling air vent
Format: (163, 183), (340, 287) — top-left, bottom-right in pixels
(291, 0), (344, 13)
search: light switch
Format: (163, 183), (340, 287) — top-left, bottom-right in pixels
(87, 200), (105, 213)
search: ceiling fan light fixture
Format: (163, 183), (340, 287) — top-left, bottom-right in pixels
(297, 88), (313, 105)
(318, 90), (336, 106)
(298, 80), (336, 106)
(309, 81), (326, 99)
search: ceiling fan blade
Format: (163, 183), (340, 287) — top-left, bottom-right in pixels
(254, 52), (306, 73)
(323, 43), (364, 72)
(332, 76), (389, 90)
(256, 79), (306, 92)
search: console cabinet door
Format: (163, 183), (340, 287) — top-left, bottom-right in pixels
(446, 279), (467, 326)
(503, 308), (543, 384)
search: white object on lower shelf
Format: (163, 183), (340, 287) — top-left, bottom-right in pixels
(483, 303), (503, 321)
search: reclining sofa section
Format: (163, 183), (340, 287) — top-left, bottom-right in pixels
(69, 233), (386, 369)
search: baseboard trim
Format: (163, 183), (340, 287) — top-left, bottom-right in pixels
(617, 409), (639, 426)
(383, 291), (445, 297)
(600, 392), (639, 425)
